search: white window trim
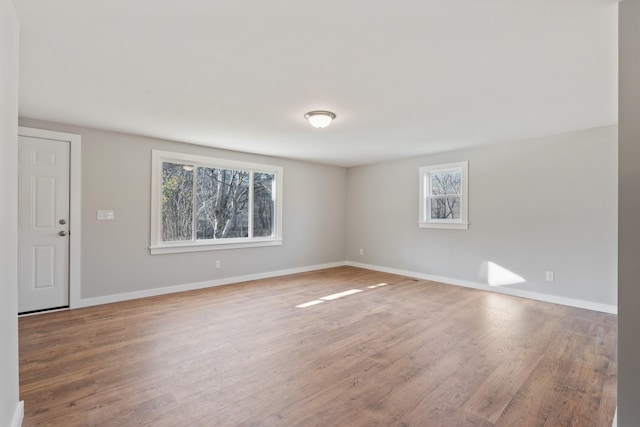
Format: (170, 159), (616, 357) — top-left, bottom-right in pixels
(418, 161), (469, 230)
(150, 150), (283, 254)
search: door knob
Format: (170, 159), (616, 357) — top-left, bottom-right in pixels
(58, 231), (67, 236)
(59, 219), (66, 225)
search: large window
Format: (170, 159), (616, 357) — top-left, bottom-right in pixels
(419, 161), (468, 230)
(151, 151), (283, 254)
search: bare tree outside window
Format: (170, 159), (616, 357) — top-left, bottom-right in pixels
(429, 171), (461, 220)
(419, 161), (468, 230)
(151, 151), (283, 253)
(253, 173), (275, 237)
(160, 162), (276, 242)
(162, 162), (193, 241)
(196, 167), (250, 239)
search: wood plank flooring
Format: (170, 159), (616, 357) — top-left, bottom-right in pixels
(19, 266), (617, 426)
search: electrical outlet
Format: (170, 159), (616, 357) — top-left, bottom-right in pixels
(359, 249), (364, 255)
(545, 271), (554, 282)
(215, 260), (221, 269)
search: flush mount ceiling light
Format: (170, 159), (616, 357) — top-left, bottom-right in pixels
(304, 110), (336, 129)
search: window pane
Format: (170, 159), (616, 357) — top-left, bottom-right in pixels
(430, 196), (461, 219)
(162, 162), (193, 241)
(430, 171), (461, 196)
(196, 167), (249, 239)
(253, 173), (275, 237)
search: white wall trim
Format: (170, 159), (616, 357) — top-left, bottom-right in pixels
(74, 261), (346, 308)
(18, 127), (82, 309)
(67, 259), (616, 314)
(11, 401), (24, 427)
(346, 261), (618, 314)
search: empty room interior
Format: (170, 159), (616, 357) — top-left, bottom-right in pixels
(2, 0), (640, 426)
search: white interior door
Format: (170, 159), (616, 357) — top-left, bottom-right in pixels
(18, 136), (70, 313)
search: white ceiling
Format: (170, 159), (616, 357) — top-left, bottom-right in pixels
(14, 0), (618, 167)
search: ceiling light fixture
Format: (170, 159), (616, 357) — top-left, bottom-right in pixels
(304, 110), (336, 129)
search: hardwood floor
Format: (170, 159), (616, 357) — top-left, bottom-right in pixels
(19, 266), (617, 426)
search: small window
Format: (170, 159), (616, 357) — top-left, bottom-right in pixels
(419, 161), (468, 230)
(151, 151), (283, 254)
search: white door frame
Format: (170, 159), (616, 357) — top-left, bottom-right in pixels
(18, 127), (81, 309)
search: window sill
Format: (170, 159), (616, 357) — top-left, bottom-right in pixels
(150, 239), (283, 254)
(419, 222), (469, 230)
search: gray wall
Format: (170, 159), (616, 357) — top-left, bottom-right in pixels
(347, 126), (617, 307)
(20, 118), (617, 310)
(618, 0), (639, 424)
(0, 0), (21, 424)
(19, 119), (347, 300)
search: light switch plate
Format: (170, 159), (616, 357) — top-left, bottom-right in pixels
(97, 210), (115, 220)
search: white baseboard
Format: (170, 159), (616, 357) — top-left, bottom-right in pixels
(612, 407), (617, 427)
(11, 401), (24, 427)
(73, 262), (347, 308)
(70, 260), (616, 315)
(346, 261), (617, 314)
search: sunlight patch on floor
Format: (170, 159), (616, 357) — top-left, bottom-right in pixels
(319, 289), (363, 300)
(295, 300), (325, 308)
(296, 286), (386, 308)
(367, 283), (388, 289)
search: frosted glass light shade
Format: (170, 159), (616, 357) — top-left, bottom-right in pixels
(304, 110), (336, 128)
